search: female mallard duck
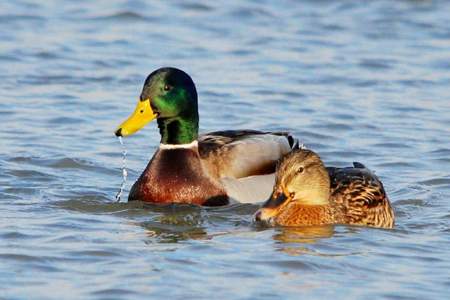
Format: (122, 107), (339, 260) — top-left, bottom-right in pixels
(254, 149), (394, 228)
(115, 67), (296, 206)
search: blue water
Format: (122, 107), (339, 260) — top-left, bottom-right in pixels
(1, 1), (449, 299)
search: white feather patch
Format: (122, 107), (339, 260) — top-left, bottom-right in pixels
(159, 141), (198, 150)
(222, 134), (292, 178)
(221, 174), (275, 204)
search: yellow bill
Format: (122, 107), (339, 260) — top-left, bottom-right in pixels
(115, 99), (157, 137)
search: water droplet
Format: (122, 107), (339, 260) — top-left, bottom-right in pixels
(115, 136), (128, 202)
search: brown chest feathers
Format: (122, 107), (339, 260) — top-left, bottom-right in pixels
(271, 197), (394, 228)
(275, 203), (344, 226)
(128, 148), (228, 206)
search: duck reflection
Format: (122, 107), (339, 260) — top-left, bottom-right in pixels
(138, 203), (210, 243)
(273, 225), (335, 244)
(271, 225), (335, 256)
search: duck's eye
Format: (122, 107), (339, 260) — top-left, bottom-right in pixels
(290, 192), (295, 198)
(164, 84), (171, 91)
(297, 167), (304, 174)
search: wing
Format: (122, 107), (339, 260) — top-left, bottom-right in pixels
(198, 130), (296, 179)
(220, 174), (275, 204)
(328, 163), (395, 228)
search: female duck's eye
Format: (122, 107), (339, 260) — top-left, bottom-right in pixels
(164, 84), (171, 91)
(297, 167), (304, 174)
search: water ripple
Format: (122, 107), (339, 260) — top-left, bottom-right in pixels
(87, 11), (152, 22)
(1, 0), (450, 299)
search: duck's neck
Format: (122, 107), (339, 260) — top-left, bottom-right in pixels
(296, 189), (330, 206)
(297, 168), (331, 206)
(157, 115), (199, 145)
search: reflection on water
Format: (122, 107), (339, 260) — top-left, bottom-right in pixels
(1, 0), (450, 299)
(272, 226), (337, 256)
(142, 221), (208, 244)
(140, 205), (207, 243)
(273, 225), (335, 244)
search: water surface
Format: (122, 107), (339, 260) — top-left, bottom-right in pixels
(1, 0), (449, 299)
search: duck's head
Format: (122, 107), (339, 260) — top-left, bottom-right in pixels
(254, 149), (331, 225)
(115, 67), (199, 144)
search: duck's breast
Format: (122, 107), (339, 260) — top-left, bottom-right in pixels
(129, 148), (227, 206)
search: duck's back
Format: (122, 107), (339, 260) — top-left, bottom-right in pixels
(198, 130), (295, 178)
(198, 130), (295, 203)
(327, 163), (395, 228)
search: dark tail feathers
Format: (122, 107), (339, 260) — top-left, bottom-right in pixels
(353, 162), (366, 169)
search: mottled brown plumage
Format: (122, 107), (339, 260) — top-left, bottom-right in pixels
(255, 149), (395, 228)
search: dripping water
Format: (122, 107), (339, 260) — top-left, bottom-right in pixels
(115, 136), (128, 202)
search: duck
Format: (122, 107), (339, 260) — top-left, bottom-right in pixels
(254, 148), (395, 228)
(115, 67), (297, 206)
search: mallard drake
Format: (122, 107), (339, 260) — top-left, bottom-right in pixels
(115, 67), (296, 206)
(254, 149), (394, 228)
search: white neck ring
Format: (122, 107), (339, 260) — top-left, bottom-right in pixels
(159, 140), (198, 150)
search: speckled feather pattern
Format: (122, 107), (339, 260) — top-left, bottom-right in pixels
(328, 165), (395, 228)
(262, 150), (395, 228)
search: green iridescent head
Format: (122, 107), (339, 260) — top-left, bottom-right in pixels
(115, 67), (199, 145)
